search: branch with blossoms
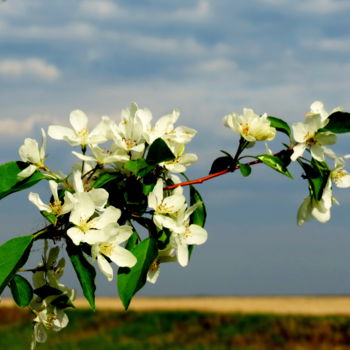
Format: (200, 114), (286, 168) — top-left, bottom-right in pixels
(0, 100), (350, 348)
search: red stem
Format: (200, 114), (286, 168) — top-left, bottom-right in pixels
(165, 158), (261, 190)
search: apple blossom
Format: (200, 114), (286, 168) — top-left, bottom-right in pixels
(18, 128), (47, 179)
(291, 115), (336, 162)
(223, 108), (276, 142)
(48, 110), (109, 147)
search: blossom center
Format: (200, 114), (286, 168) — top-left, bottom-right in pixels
(49, 200), (63, 215)
(123, 137), (136, 150)
(157, 203), (175, 214)
(99, 242), (115, 257)
(240, 123), (250, 136)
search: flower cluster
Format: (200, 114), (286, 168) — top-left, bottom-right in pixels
(14, 103), (205, 347)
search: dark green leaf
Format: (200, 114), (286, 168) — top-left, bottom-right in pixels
(239, 163), (252, 177)
(9, 274), (33, 307)
(51, 294), (75, 309)
(0, 235), (34, 295)
(299, 160), (330, 201)
(267, 116), (291, 137)
(0, 161), (46, 200)
(256, 154), (293, 178)
(124, 159), (155, 177)
(209, 156), (233, 174)
(93, 173), (120, 188)
(67, 242), (96, 311)
(321, 111), (350, 134)
(146, 138), (175, 165)
(34, 285), (63, 298)
(118, 238), (158, 310)
(188, 186), (207, 258)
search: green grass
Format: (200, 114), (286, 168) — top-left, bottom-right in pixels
(2, 308), (350, 349)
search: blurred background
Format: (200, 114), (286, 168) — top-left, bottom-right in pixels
(1, 0), (350, 298)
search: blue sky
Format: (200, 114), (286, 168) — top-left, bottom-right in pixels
(1, 0), (350, 297)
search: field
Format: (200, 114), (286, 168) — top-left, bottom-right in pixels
(2, 297), (350, 349)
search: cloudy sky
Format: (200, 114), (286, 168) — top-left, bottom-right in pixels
(1, 0), (350, 298)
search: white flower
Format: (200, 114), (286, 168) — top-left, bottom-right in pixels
(223, 108), (276, 142)
(167, 203), (208, 267)
(32, 306), (69, 348)
(297, 178), (338, 225)
(110, 103), (150, 158)
(306, 100), (343, 121)
(72, 145), (129, 165)
(67, 202), (117, 246)
(291, 115), (336, 162)
(331, 157), (350, 188)
(18, 128), (47, 179)
(87, 223), (136, 282)
(147, 247), (177, 284)
(148, 179), (186, 229)
(29, 180), (74, 216)
(160, 143), (198, 173)
(48, 110), (109, 147)
(145, 109), (197, 146)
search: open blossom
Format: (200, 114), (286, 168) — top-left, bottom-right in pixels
(331, 156), (350, 188)
(148, 178), (186, 229)
(145, 109), (197, 146)
(291, 115), (336, 162)
(110, 103), (151, 158)
(18, 128), (47, 179)
(167, 202), (208, 267)
(29, 180), (74, 216)
(223, 108), (276, 142)
(72, 145), (129, 165)
(160, 143), (198, 173)
(83, 211), (136, 281)
(48, 110), (109, 147)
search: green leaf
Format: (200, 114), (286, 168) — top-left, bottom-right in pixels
(146, 138), (175, 165)
(93, 173), (120, 188)
(41, 211), (57, 225)
(66, 242), (96, 311)
(118, 238), (158, 310)
(209, 156), (233, 174)
(299, 160), (330, 201)
(188, 186), (207, 258)
(0, 161), (46, 200)
(267, 116), (291, 137)
(189, 186), (206, 227)
(239, 163), (252, 177)
(321, 111), (350, 134)
(256, 154), (293, 178)
(124, 159), (155, 177)
(0, 235), (34, 295)
(9, 274), (33, 307)
(124, 231), (140, 251)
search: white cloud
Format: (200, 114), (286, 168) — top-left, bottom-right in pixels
(170, 0), (211, 22)
(79, 0), (123, 18)
(0, 58), (60, 81)
(257, 0), (350, 14)
(0, 115), (53, 137)
(193, 58), (238, 74)
(304, 38), (350, 52)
